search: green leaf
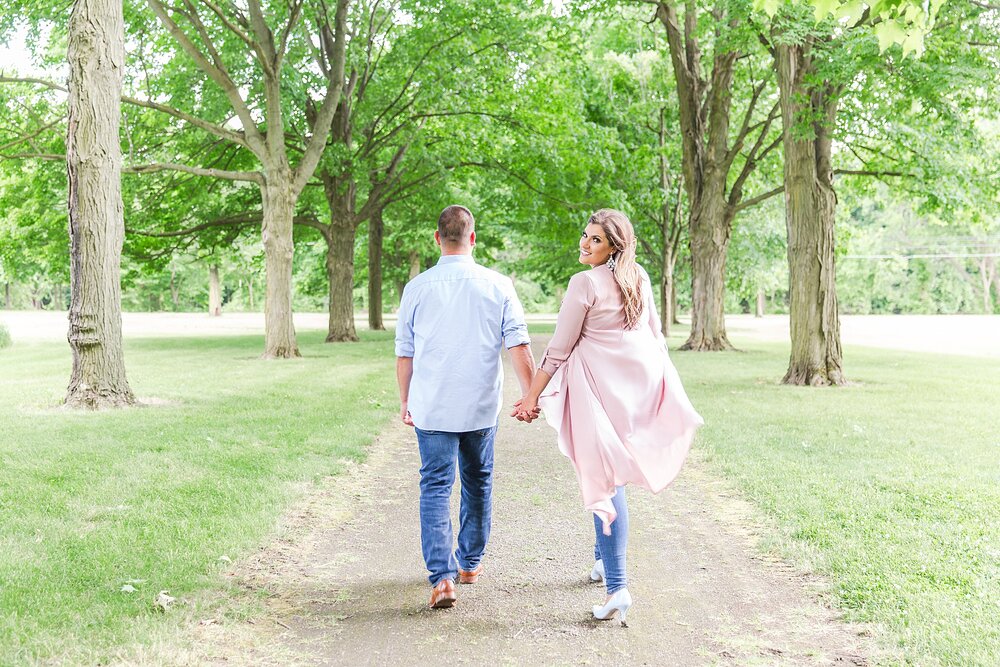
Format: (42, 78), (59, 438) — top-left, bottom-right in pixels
(754, 0), (783, 18)
(874, 20), (908, 52)
(835, 0), (865, 24)
(812, 0), (840, 22)
(901, 29), (925, 58)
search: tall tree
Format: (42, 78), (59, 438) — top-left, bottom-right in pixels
(772, 11), (846, 385)
(763, 0), (999, 384)
(303, 0), (524, 341)
(64, 0), (135, 407)
(653, 0), (784, 350)
(136, 0), (350, 357)
(2, 0), (352, 357)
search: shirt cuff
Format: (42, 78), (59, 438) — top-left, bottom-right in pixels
(503, 331), (531, 349)
(539, 351), (561, 376)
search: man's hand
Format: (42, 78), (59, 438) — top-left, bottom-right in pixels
(396, 357), (414, 426)
(400, 403), (415, 426)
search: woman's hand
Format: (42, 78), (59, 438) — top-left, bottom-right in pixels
(512, 396), (540, 423)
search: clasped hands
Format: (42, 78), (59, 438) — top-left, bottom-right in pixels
(511, 396), (541, 423)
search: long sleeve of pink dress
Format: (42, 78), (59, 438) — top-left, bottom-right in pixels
(538, 264), (704, 534)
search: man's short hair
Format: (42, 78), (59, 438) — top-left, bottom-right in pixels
(437, 205), (474, 244)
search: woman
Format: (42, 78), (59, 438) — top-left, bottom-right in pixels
(514, 209), (703, 625)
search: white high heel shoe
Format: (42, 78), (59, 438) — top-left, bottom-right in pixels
(590, 559), (605, 582)
(593, 588), (632, 626)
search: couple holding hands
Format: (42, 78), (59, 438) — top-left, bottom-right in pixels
(395, 205), (703, 624)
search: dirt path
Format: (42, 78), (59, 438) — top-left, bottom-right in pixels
(187, 341), (873, 666)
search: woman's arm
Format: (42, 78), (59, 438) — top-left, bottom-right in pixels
(514, 272), (593, 419)
(538, 271), (594, 375)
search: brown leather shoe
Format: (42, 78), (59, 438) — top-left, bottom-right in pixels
(458, 564), (483, 584)
(429, 578), (456, 609)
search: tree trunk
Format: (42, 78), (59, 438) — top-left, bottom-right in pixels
(3, 282), (10, 309)
(978, 257), (995, 313)
(169, 267), (179, 309)
(657, 106), (683, 339)
(367, 207), (385, 331)
(409, 251), (421, 280)
(260, 172), (300, 358)
(755, 288), (765, 318)
(64, 0), (135, 409)
(321, 166), (359, 342)
(660, 251), (677, 338)
(658, 3), (742, 352)
(680, 185), (734, 350)
(208, 264), (222, 316)
(325, 220), (358, 342)
(248, 275), (255, 311)
(671, 278), (679, 324)
(777, 41), (845, 386)
(660, 267), (672, 338)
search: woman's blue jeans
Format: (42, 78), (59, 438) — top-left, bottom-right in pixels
(593, 486), (629, 594)
(415, 426), (496, 586)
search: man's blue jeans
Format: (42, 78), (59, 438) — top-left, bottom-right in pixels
(415, 426), (496, 586)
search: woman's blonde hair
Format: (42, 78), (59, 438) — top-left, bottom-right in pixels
(589, 208), (643, 329)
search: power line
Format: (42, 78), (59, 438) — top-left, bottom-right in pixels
(843, 253), (1000, 259)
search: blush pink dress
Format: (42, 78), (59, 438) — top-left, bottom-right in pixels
(538, 264), (703, 533)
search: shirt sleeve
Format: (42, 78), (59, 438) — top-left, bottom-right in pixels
(501, 279), (531, 349)
(395, 283), (416, 358)
(539, 271), (595, 376)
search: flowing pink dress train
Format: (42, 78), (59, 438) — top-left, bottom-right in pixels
(538, 264), (704, 533)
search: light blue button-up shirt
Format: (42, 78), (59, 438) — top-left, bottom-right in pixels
(395, 254), (530, 432)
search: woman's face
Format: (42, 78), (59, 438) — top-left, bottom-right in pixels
(578, 223), (615, 266)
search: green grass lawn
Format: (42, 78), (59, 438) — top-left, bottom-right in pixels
(0, 331), (397, 665)
(671, 340), (1000, 667)
(0, 326), (997, 665)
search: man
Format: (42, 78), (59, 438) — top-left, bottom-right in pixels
(396, 205), (538, 609)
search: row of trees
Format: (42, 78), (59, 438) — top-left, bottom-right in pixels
(0, 0), (997, 407)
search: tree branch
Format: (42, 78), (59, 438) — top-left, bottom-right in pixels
(834, 168), (907, 177)
(0, 75), (67, 93)
(0, 118), (62, 152)
(198, 0), (257, 53)
(725, 81), (767, 167)
(146, 0), (264, 150)
(125, 161), (263, 182)
(0, 152), (64, 161)
(128, 210), (323, 238)
(734, 185), (783, 212)
(459, 160), (584, 209)
(127, 212), (263, 237)
(366, 30), (463, 144)
(123, 94), (249, 147)
(276, 0), (305, 68)
(293, 0), (350, 195)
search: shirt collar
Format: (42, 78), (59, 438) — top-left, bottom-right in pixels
(437, 254), (476, 265)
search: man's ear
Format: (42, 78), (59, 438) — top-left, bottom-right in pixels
(469, 230), (476, 246)
(434, 230), (442, 247)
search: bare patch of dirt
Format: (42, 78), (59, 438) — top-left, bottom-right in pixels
(172, 339), (877, 666)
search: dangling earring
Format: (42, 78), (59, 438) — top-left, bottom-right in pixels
(606, 254), (617, 271)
